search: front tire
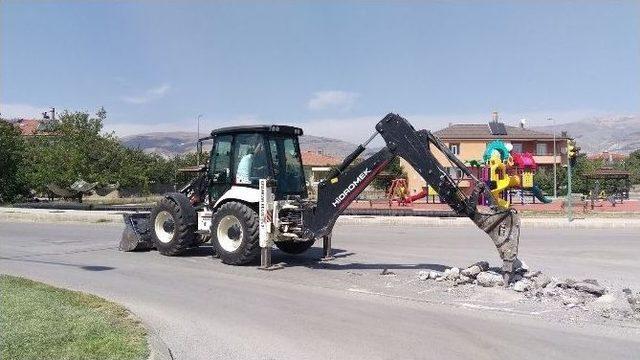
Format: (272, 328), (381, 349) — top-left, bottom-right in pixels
(275, 240), (315, 254)
(211, 202), (260, 265)
(149, 194), (197, 255)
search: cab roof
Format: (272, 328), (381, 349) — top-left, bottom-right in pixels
(210, 125), (303, 137)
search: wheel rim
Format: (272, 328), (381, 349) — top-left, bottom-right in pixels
(154, 210), (175, 243)
(217, 215), (243, 252)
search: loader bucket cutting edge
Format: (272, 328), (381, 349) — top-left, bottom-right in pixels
(119, 213), (155, 251)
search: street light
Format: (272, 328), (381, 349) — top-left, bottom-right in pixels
(196, 114), (203, 165)
(548, 117), (557, 198)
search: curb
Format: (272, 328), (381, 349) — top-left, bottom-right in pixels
(146, 326), (173, 360)
(2, 207), (640, 228)
(336, 215), (640, 228)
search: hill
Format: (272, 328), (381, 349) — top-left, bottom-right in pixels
(531, 115), (640, 154)
(120, 132), (358, 159)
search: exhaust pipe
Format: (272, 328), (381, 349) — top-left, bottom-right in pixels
(119, 213), (155, 251)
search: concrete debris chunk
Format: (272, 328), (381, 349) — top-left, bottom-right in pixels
(561, 295), (584, 307)
(533, 274), (551, 288)
(476, 271), (504, 287)
(455, 275), (472, 286)
(513, 279), (533, 292)
(461, 261), (489, 277)
(446, 267), (460, 280)
(557, 278), (577, 289)
(572, 282), (606, 296)
(380, 269), (396, 276)
(418, 271), (430, 281)
(623, 288), (640, 314)
(429, 271), (440, 280)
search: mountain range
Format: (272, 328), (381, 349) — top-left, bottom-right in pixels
(531, 115), (639, 154)
(120, 115), (640, 158)
(120, 132), (360, 159)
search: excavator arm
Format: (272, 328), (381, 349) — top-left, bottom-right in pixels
(303, 113), (522, 279)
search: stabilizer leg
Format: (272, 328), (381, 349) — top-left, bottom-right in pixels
(320, 234), (335, 261)
(259, 246), (283, 271)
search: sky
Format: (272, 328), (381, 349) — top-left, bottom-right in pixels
(2, 1), (639, 143)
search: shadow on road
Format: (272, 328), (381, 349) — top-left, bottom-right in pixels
(138, 243), (449, 273)
(0, 257), (115, 271)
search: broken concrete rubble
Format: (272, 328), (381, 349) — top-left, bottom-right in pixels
(513, 279), (533, 292)
(461, 261), (489, 277)
(476, 271), (504, 287)
(418, 270), (430, 281)
(571, 281), (606, 296)
(415, 260), (640, 321)
(446, 267), (460, 281)
(623, 288), (640, 314)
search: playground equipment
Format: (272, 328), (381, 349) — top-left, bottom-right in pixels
(386, 178), (430, 206)
(479, 140), (552, 206)
(486, 147), (520, 208)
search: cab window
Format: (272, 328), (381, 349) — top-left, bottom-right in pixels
(268, 135), (305, 194)
(210, 135), (232, 183)
(233, 134), (269, 185)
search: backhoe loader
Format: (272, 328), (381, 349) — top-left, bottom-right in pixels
(120, 113), (523, 281)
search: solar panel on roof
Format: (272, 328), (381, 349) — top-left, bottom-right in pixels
(488, 122), (507, 135)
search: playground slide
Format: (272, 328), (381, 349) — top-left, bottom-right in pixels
(531, 184), (553, 204)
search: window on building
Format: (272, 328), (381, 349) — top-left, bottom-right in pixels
(449, 143), (460, 155)
(512, 143), (523, 153)
(536, 143), (548, 155)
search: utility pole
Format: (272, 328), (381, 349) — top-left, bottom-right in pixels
(196, 114), (203, 165)
(553, 122), (557, 198)
(567, 156), (573, 222)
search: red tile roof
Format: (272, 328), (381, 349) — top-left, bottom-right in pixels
(587, 152), (627, 162)
(14, 119), (40, 136)
(301, 150), (341, 166)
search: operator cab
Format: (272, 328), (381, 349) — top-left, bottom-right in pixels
(208, 125), (307, 202)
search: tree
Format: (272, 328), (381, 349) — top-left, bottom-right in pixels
(625, 149), (640, 185)
(371, 157), (406, 190)
(0, 120), (27, 202)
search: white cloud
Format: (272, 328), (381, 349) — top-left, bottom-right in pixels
(307, 90), (359, 111)
(122, 83), (171, 104)
(0, 103), (47, 119)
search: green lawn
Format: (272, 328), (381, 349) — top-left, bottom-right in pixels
(0, 275), (148, 360)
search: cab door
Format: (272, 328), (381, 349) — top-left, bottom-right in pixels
(209, 135), (233, 203)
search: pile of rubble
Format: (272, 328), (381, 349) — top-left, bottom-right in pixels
(417, 261), (640, 319)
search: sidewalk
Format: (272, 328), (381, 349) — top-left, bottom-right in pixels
(2, 207), (640, 228)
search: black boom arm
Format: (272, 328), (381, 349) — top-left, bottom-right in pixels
(303, 113), (522, 277)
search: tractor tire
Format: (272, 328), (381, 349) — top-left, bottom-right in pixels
(149, 193), (197, 256)
(275, 240), (315, 254)
(210, 202), (260, 265)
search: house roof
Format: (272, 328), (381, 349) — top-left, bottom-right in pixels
(301, 150), (341, 167)
(585, 167), (630, 179)
(14, 119), (40, 136)
(587, 152), (627, 162)
(434, 122), (565, 141)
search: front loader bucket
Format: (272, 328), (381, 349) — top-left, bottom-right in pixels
(119, 213), (155, 251)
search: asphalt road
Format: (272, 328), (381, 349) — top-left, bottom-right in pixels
(1, 221), (639, 359)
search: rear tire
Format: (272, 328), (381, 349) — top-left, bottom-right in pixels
(149, 194), (197, 256)
(275, 240), (315, 254)
(211, 202), (260, 265)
